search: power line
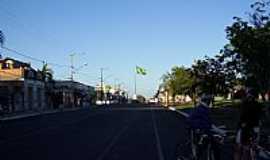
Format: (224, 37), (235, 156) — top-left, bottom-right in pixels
(0, 4), (59, 51)
(2, 46), (44, 63)
(1, 46), (70, 68)
(0, 5), (70, 68)
(0, 46), (99, 84)
(47, 62), (69, 68)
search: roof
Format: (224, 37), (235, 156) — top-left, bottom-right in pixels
(54, 80), (94, 90)
(0, 57), (31, 68)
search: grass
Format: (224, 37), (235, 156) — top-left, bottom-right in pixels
(174, 98), (240, 110)
(176, 98), (270, 149)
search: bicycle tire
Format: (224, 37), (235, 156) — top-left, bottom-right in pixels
(241, 146), (254, 160)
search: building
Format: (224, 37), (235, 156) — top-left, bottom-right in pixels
(0, 57), (45, 113)
(0, 57), (96, 114)
(51, 80), (95, 109)
(95, 84), (127, 104)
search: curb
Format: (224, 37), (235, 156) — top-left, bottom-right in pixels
(0, 107), (87, 121)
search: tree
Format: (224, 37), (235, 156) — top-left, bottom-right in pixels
(226, 0), (270, 99)
(162, 66), (195, 102)
(0, 30), (4, 47)
(0, 30), (4, 58)
(41, 63), (53, 81)
(190, 52), (237, 98)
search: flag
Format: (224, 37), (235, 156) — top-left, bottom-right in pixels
(136, 66), (147, 75)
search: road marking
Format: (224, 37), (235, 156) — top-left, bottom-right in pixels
(169, 107), (190, 118)
(151, 110), (165, 160)
(96, 124), (129, 160)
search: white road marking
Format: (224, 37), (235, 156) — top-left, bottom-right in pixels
(169, 107), (190, 118)
(151, 109), (165, 160)
(96, 125), (129, 160)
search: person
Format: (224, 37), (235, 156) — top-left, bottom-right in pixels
(234, 87), (264, 160)
(188, 93), (226, 133)
(188, 93), (226, 160)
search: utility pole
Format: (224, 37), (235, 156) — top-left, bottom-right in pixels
(100, 68), (104, 102)
(70, 53), (75, 81)
(134, 70), (137, 99)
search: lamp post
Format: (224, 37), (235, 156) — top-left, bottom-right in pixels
(69, 52), (86, 81)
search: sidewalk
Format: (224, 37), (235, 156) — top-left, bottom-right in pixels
(0, 107), (85, 121)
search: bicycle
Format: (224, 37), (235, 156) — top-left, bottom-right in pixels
(176, 128), (227, 160)
(240, 134), (270, 160)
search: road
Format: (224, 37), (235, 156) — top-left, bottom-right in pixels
(0, 104), (232, 160)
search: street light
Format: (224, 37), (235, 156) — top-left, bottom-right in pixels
(69, 52), (87, 81)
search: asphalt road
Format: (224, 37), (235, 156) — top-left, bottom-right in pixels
(0, 104), (232, 160)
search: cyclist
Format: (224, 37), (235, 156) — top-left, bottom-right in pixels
(234, 87), (264, 160)
(188, 93), (226, 160)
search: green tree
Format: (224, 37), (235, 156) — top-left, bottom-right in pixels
(190, 53), (236, 98)
(226, 0), (270, 99)
(162, 66), (195, 102)
(0, 30), (4, 47)
(0, 30), (4, 59)
(41, 63), (53, 81)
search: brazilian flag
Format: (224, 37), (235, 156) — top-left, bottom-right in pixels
(136, 66), (147, 75)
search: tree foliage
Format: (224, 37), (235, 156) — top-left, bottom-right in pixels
(162, 66), (195, 97)
(0, 30), (4, 47)
(190, 53), (237, 97)
(41, 63), (53, 81)
(226, 0), (270, 96)
(160, 0), (270, 101)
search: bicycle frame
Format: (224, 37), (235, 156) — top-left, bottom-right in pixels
(191, 131), (223, 160)
(241, 138), (270, 160)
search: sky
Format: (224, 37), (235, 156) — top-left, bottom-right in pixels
(0, 0), (255, 97)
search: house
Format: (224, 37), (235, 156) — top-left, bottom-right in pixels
(0, 57), (45, 113)
(0, 57), (97, 114)
(51, 80), (95, 109)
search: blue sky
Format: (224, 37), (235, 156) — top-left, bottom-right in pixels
(0, 0), (255, 97)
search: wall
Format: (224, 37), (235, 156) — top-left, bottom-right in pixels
(0, 68), (24, 80)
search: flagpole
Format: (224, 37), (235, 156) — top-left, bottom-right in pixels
(134, 66), (137, 96)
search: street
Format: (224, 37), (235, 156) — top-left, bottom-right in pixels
(0, 104), (188, 160)
(0, 104), (235, 160)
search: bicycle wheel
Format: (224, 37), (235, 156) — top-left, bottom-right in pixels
(241, 146), (254, 160)
(196, 144), (209, 160)
(176, 143), (193, 160)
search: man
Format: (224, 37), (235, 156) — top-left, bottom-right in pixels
(188, 94), (213, 131)
(188, 94), (225, 160)
(234, 88), (264, 160)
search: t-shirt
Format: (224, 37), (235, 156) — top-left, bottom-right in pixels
(188, 103), (212, 130)
(239, 99), (263, 128)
